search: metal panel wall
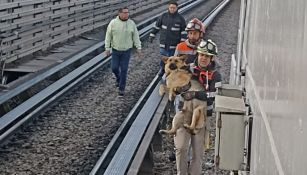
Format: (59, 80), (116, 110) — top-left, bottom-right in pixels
(0, 0), (166, 63)
(241, 0), (307, 174)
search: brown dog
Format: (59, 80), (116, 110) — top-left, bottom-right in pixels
(181, 80), (207, 135)
(159, 79), (207, 135)
(162, 55), (187, 77)
(159, 55), (190, 101)
(158, 55), (207, 135)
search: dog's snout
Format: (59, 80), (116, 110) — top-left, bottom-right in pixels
(169, 63), (177, 70)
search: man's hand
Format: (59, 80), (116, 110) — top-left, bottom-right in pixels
(181, 91), (195, 101)
(149, 36), (154, 43)
(104, 50), (111, 56)
(136, 49), (143, 59)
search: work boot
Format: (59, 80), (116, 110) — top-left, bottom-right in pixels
(118, 90), (125, 97)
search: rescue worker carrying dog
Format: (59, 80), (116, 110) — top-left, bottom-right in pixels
(174, 39), (222, 175)
(182, 39), (222, 117)
(170, 18), (205, 173)
(171, 18), (205, 115)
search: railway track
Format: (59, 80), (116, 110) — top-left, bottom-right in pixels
(0, 0), (202, 144)
(90, 1), (231, 174)
(0, 0), (236, 174)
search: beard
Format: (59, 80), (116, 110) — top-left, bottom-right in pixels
(119, 16), (129, 21)
(189, 39), (197, 44)
(189, 38), (200, 45)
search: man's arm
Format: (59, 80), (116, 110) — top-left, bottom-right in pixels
(181, 91), (207, 101)
(132, 22), (142, 50)
(149, 15), (163, 41)
(213, 71), (222, 89)
(105, 20), (113, 51)
(181, 70), (222, 101)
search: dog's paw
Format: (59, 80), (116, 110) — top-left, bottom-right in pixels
(159, 85), (165, 96)
(170, 94), (176, 101)
(183, 125), (195, 135)
(183, 124), (191, 129)
(159, 91), (165, 96)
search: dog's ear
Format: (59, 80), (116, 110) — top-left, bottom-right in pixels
(161, 56), (169, 63)
(178, 55), (188, 61)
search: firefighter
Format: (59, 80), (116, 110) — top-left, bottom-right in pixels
(174, 39), (222, 175)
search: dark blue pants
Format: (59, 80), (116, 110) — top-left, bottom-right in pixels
(159, 48), (175, 76)
(111, 48), (131, 92)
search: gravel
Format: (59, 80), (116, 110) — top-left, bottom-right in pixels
(0, 0), (240, 174)
(152, 0), (241, 174)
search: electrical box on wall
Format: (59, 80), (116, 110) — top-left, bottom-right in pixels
(214, 92), (246, 171)
(217, 84), (243, 98)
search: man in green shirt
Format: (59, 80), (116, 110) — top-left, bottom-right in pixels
(105, 7), (142, 97)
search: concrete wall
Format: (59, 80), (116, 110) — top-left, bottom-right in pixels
(239, 0), (307, 174)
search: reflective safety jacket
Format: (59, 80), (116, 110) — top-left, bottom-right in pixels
(189, 61), (222, 116)
(174, 40), (198, 64)
(150, 11), (186, 50)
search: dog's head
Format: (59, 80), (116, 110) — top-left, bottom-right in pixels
(162, 55), (188, 75)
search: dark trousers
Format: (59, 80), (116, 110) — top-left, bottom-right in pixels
(111, 48), (131, 92)
(159, 48), (175, 76)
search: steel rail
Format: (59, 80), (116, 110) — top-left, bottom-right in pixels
(0, 0), (201, 121)
(203, 0), (231, 26)
(0, 0), (196, 105)
(91, 0), (232, 174)
(0, 0), (204, 145)
(89, 75), (161, 175)
(0, 52), (109, 141)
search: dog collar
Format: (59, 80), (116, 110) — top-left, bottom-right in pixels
(175, 81), (191, 94)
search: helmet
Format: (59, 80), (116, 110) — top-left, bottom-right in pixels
(185, 18), (205, 33)
(197, 39), (218, 56)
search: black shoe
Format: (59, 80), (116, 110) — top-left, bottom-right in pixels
(168, 151), (176, 161)
(118, 90), (125, 97)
